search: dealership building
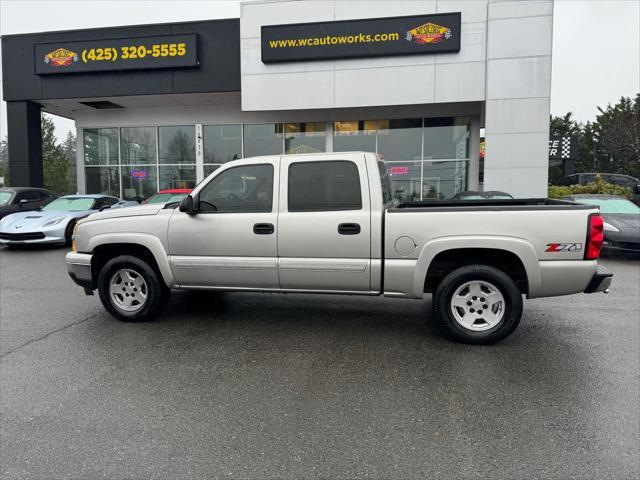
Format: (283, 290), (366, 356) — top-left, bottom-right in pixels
(1, 0), (554, 200)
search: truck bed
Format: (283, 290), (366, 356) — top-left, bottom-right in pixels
(391, 198), (594, 211)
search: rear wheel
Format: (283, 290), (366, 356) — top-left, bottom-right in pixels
(432, 265), (523, 344)
(63, 221), (76, 247)
(97, 255), (170, 322)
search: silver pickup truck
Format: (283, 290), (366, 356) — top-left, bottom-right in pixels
(65, 152), (612, 344)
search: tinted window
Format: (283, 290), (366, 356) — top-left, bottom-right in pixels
(378, 161), (393, 204)
(288, 161), (362, 212)
(198, 164), (273, 213)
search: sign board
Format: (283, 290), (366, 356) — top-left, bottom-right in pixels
(549, 136), (578, 160)
(34, 34), (198, 75)
(262, 13), (461, 63)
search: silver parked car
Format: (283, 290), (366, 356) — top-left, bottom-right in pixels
(0, 194), (136, 246)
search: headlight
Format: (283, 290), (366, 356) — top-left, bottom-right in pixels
(42, 216), (66, 227)
(603, 221), (619, 232)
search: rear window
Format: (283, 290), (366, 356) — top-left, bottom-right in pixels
(288, 161), (362, 212)
(378, 161), (393, 204)
(0, 191), (13, 206)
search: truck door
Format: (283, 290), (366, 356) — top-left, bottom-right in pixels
(167, 160), (279, 288)
(277, 154), (372, 292)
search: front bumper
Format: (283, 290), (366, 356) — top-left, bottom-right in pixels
(0, 224), (67, 244)
(65, 251), (94, 291)
(584, 265), (613, 294)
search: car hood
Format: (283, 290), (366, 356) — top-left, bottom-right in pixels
(80, 203), (163, 224)
(0, 210), (83, 231)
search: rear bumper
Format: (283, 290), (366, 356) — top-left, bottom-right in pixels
(65, 251), (94, 290)
(584, 265), (613, 294)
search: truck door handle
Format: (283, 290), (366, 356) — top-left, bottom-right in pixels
(253, 223), (274, 235)
(338, 223), (361, 235)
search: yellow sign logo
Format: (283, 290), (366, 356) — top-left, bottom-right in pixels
(406, 23), (452, 44)
(44, 48), (78, 67)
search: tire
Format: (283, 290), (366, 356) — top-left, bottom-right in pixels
(63, 221), (76, 247)
(432, 264), (523, 344)
(97, 255), (170, 322)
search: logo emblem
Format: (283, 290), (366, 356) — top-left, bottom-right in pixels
(44, 48), (78, 67)
(546, 243), (582, 253)
(406, 23), (452, 44)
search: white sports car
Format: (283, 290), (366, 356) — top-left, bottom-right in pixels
(0, 194), (136, 246)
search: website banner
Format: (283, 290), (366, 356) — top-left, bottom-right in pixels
(261, 13), (461, 63)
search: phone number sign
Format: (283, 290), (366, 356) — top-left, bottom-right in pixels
(34, 34), (198, 75)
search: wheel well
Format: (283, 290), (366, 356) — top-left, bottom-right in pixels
(91, 243), (163, 287)
(424, 248), (529, 295)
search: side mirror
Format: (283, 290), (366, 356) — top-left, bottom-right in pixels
(19, 199), (28, 207)
(179, 195), (195, 215)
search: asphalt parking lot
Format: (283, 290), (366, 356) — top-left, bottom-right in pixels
(0, 246), (638, 479)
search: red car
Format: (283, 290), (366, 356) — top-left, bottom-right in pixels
(143, 189), (192, 205)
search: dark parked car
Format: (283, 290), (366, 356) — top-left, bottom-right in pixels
(564, 173), (640, 201)
(0, 187), (56, 220)
(564, 194), (640, 256)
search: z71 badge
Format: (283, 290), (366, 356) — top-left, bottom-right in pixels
(546, 243), (583, 253)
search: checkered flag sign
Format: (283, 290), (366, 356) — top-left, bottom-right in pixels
(561, 137), (571, 159)
(549, 135), (577, 160)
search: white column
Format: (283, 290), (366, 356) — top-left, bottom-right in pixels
(483, 0), (553, 198)
(195, 124), (204, 183)
(75, 127), (85, 194)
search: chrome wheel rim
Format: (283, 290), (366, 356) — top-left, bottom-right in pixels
(109, 269), (148, 313)
(450, 280), (505, 332)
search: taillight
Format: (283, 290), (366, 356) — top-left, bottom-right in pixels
(585, 213), (604, 260)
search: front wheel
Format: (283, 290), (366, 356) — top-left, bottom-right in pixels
(432, 265), (523, 344)
(97, 255), (170, 322)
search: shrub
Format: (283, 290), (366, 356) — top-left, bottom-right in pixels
(548, 175), (632, 199)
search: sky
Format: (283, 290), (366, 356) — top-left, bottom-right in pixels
(0, 0), (638, 142)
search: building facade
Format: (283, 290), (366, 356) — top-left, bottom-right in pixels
(1, 0), (554, 200)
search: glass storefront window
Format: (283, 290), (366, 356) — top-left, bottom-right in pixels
(423, 122), (469, 160)
(84, 128), (118, 165)
(121, 166), (158, 202)
(376, 119), (422, 162)
(159, 126), (196, 164)
(387, 161), (423, 202)
(284, 122), (325, 154)
(333, 120), (377, 152)
(120, 127), (157, 165)
(159, 165), (197, 190)
(203, 124), (242, 164)
(422, 160), (468, 199)
(85, 166), (120, 197)
(243, 123), (283, 157)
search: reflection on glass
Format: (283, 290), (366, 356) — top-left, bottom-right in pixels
(243, 123), (283, 157)
(333, 120), (377, 152)
(159, 126), (195, 164)
(85, 166), (120, 196)
(84, 128), (118, 165)
(121, 166), (158, 202)
(159, 165), (197, 190)
(387, 161), (423, 202)
(120, 127), (157, 165)
(204, 124), (242, 164)
(284, 122), (325, 154)
(203, 164), (220, 178)
(423, 125), (469, 160)
(422, 160), (468, 199)
(377, 119), (422, 162)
